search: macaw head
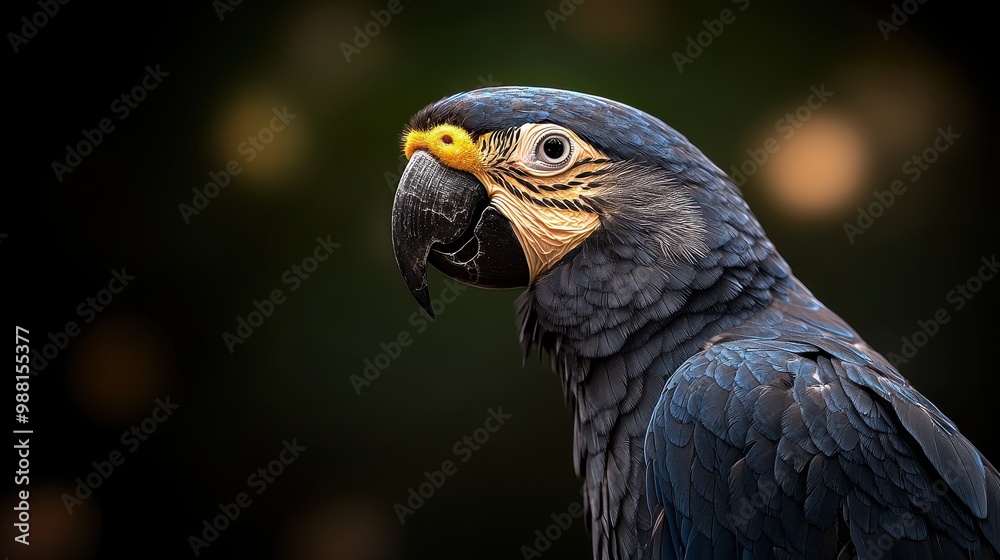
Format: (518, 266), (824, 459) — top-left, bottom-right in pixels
(391, 87), (782, 355)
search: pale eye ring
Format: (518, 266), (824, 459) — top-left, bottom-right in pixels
(534, 132), (574, 167)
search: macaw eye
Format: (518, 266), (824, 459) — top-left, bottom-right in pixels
(535, 133), (573, 167)
(513, 124), (580, 176)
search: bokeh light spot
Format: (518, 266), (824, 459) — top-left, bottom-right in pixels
(570, 0), (665, 49)
(762, 114), (870, 220)
(214, 90), (308, 189)
(68, 313), (174, 426)
(2, 483), (100, 559)
(279, 496), (397, 560)
(839, 51), (964, 158)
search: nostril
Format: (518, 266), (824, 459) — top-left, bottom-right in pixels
(441, 134), (453, 145)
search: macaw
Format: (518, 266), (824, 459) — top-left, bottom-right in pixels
(390, 86), (999, 560)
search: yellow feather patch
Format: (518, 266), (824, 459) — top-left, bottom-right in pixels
(402, 124), (483, 174)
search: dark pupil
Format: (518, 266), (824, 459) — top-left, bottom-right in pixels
(543, 137), (565, 160)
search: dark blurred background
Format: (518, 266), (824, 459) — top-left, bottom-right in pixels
(4, 0), (998, 558)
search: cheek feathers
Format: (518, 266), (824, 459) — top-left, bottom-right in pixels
(596, 163), (711, 263)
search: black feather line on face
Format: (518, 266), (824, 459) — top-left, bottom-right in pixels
(492, 165), (605, 214)
(574, 169), (612, 179)
(509, 173), (542, 194)
(479, 127), (520, 165)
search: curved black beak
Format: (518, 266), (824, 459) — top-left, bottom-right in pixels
(391, 150), (529, 316)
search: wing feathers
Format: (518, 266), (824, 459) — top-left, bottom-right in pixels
(645, 335), (998, 559)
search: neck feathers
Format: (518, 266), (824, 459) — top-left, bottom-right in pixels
(513, 180), (791, 559)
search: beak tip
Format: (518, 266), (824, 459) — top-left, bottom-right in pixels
(399, 265), (435, 319)
(417, 293), (435, 319)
